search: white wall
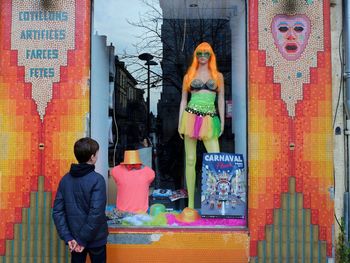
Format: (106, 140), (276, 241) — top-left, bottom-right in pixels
(91, 33), (110, 185)
(230, 0), (247, 164)
(331, 0), (345, 238)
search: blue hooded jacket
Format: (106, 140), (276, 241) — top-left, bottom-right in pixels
(52, 163), (108, 248)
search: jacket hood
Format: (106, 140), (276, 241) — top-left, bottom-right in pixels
(69, 163), (95, 177)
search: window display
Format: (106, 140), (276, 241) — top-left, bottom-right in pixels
(95, 0), (247, 229)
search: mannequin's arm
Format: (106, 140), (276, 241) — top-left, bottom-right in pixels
(178, 76), (189, 139)
(218, 73), (225, 136)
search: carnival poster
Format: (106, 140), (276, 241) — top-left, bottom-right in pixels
(201, 153), (246, 218)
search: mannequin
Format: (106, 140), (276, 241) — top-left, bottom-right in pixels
(178, 42), (225, 209)
(111, 150), (155, 213)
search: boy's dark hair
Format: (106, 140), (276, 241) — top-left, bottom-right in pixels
(74, 137), (99, 163)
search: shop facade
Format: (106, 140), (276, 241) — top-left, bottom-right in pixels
(0, 0), (341, 262)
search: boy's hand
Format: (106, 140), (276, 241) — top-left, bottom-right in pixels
(68, 240), (77, 252)
(74, 244), (85, 253)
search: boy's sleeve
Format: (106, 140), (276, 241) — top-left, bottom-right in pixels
(77, 175), (107, 247)
(52, 181), (74, 243)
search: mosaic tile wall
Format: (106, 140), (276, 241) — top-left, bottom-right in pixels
(248, 0), (334, 261)
(0, 0), (90, 259)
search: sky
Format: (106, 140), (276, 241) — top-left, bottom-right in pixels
(93, 0), (162, 115)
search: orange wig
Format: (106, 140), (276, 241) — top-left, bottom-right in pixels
(183, 42), (222, 91)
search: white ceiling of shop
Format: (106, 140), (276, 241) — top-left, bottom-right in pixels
(159, 0), (244, 19)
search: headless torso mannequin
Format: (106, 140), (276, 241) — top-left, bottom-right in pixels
(178, 42), (225, 209)
(111, 150), (155, 213)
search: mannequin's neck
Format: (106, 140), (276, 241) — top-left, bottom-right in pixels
(124, 164), (142, 170)
(197, 63), (209, 71)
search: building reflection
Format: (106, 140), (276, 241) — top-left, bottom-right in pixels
(109, 56), (148, 166)
(156, 1), (234, 201)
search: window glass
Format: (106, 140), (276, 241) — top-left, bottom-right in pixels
(94, 0), (247, 228)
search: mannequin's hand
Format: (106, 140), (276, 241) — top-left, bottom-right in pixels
(219, 124), (224, 137)
(178, 127), (184, 139)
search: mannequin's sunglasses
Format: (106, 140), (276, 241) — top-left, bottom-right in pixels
(196, 51), (211, 59)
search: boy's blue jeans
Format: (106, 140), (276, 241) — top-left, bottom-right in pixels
(71, 245), (106, 263)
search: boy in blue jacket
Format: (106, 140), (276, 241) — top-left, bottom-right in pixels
(53, 137), (108, 263)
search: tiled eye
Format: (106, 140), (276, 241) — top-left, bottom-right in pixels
(294, 26), (304, 32)
(278, 26), (288, 32)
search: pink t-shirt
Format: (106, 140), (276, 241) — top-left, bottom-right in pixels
(111, 165), (155, 213)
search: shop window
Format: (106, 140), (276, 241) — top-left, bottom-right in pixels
(94, 0), (247, 229)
